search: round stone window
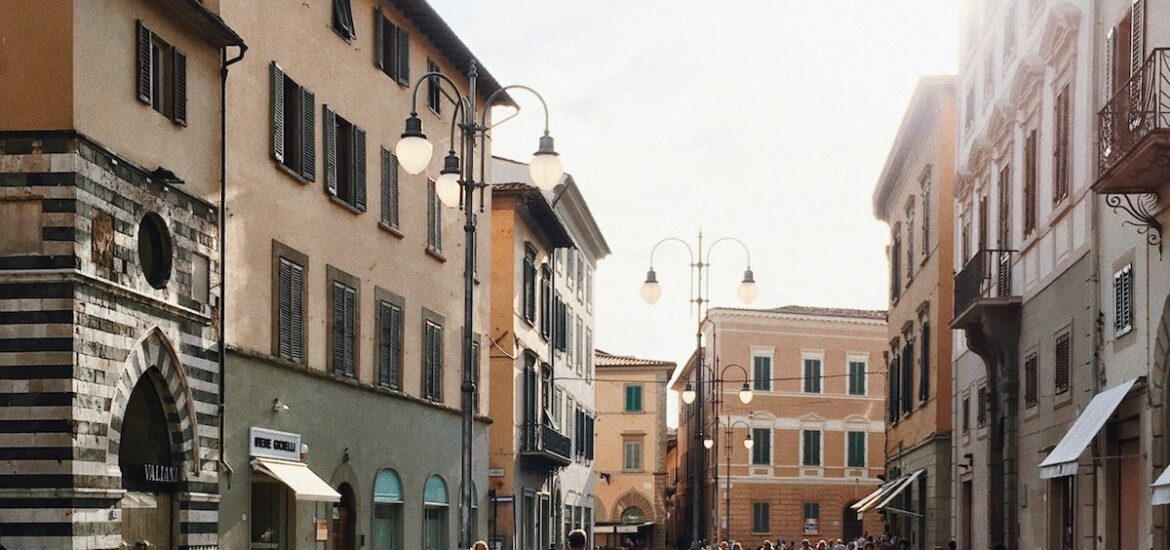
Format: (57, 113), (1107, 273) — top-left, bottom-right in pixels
(137, 213), (173, 290)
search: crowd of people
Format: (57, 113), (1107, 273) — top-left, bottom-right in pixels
(716, 535), (959, 550)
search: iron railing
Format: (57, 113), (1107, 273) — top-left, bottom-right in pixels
(522, 422), (571, 461)
(954, 249), (1017, 317)
(1099, 49), (1170, 176)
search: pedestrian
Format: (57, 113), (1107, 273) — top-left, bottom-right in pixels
(733, 543), (744, 550)
(897, 541), (910, 550)
(947, 542), (956, 550)
(833, 539), (846, 550)
(721, 542), (730, 550)
(799, 540), (812, 550)
(473, 542), (489, 550)
(568, 529), (588, 550)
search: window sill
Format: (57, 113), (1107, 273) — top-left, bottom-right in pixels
(274, 162), (313, 186)
(426, 248), (446, 262)
(379, 222), (405, 239)
(329, 195), (364, 215)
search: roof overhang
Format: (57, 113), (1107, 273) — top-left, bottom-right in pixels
(159, 0), (244, 47)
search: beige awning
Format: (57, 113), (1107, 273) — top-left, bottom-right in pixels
(1039, 378), (1137, 479)
(252, 457), (341, 502)
(853, 469), (923, 517)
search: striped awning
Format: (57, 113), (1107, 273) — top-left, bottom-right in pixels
(852, 469), (924, 518)
(1039, 378), (1137, 479)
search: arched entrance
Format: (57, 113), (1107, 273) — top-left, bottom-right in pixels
(842, 501), (863, 541)
(331, 483), (357, 549)
(118, 369), (179, 548)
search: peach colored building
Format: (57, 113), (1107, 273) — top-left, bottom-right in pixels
(592, 350), (675, 550)
(870, 75), (955, 549)
(674, 306), (887, 547)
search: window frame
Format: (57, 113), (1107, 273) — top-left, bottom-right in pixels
(622, 438), (643, 472)
(846, 431), (867, 468)
(801, 429), (823, 467)
(751, 502), (769, 534)
(1114, 264), (1134, 337)
(331, 0), (356, 40)
(801, 352), (823, 394)
(427, 179), (442, 254)
(522, 245), (537, 324)
(847, 356), (868, 396)
(136, 21), (187, 126)
(375, 8), (410, 86)
(751, 348), (773, 392)
(271, 241), (308, 364)
(422, 309), (445, 401)
(375, 287), (405, 390)
(751, 427), (772, 466)
(327, 266), (360, 378)
(426, 59), (442, 114)
(270, 62), (315, 182)
(623, 384), (643, 413)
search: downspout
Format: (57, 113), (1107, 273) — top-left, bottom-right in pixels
(218, 43), (248, 486)
(1089, 6), (1103, 547)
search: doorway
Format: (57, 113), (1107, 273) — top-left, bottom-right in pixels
(842, 501), (862, 541)
(119, 371), (178, 549)
(960, 480), (972, 549)
(331, 483), (356, 550)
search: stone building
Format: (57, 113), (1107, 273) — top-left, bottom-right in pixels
(0, 1), (242, 548)
(592, 350), (674, 550)
(870, 75), (956, 549)
(674, 306), (887, 546)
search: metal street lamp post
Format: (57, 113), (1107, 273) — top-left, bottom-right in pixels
(707, 416), (753, 544)
(397, 62), (563, 550)
(641, 232), (757, 550)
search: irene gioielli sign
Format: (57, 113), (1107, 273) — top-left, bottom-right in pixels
(250, 426), (301, 461)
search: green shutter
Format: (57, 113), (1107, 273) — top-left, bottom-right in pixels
(172, 48), (187, 126)
(136, 21), (152, 104)
(323, 105), (337, 195)
(301, 88), (315, 181)
(353, 126), (367, 211)
(332, 283), (346, 375)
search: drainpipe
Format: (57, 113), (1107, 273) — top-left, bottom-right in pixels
(1089, 7), (1103, 546)
(218, 43), (248, 486)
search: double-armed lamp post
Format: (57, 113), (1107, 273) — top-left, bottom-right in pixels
(395, 62), (563, 550)
(641, 232), (757, 549)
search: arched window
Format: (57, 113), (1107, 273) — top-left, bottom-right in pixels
(423, 475), (448, 550)
(620, 506), (644, 525)
(373, 470), (403, 550)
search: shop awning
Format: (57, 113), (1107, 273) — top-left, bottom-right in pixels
(1152, 466), (1170, 505)
(595, 522), (654, 534)
(852, 469), (923, 517)
(252, 457), (341, 502)
(1039, 378), (1137, 479)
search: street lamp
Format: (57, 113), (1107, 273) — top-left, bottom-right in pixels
(642, 232), (756, 550)
(712, 417), (754, 545)
(396, 63), (562, 550)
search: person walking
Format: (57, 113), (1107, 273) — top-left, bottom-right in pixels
(568, 530), (588, 550)
(832, 539), (846, 550)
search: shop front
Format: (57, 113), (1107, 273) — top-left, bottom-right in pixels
(247, 427), (342, 549)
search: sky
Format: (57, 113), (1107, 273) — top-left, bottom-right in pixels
(427, 1), (960, 425)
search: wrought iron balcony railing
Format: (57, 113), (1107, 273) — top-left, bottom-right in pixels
(520, 421), (571, 468)
(1097, 48), (1170, 193)
(954, 248), (1017, 319)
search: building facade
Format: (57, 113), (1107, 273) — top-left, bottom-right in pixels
(0, 1), (241, 547)
(592, 350), (674, 550)
(871, 76), (956, 549)
(675, 306), (887, 547)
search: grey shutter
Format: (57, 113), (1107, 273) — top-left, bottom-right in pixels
(427, 180), (437, 249)
(396, 28), (410, 86)
(344, 287), (355, 376)
(289, 262), (304, 362)
(1132, 0), (1146, 79)
(136, 21), (152, 104)
(1105, 27), (1115, 99)
(374, 8), (384, 70)
(278, 259), (292, 358)
(390, 305), (402, 388)
(323, 105), (337, 195)
(172, 48), (187, 126)
(271, 62), (285, 162)
(378, 302), (391, 386)
(332, 283), (345, 374)
(301, 88), (316, 181)
(354, 126), (367, 211)
(381, 148), (399, 227)
(919, 322), (930, 401)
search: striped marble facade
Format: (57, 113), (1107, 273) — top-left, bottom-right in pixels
(0, 131), (221, 549)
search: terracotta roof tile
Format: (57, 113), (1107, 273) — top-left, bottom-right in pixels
(595, 349), (675, 368)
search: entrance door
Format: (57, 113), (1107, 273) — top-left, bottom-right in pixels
(119, 371), (178, 549)
(842, 502), (862, 541)
(331, 483), (356, 550)
(121, 491), (173, 549)
(960, 481), (972, 549)
(424, 507), (447, 550)
(1119, 439), (1140, 549)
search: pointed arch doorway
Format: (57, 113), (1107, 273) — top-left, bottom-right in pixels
(119, 369), (181, 548)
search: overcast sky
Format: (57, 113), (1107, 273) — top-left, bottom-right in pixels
(428, 1), (960, 425)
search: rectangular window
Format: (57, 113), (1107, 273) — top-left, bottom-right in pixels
(427, 179), (442, 252)
(1115, 265), (1134, 336)
(324, 107), (367, 211)
(566, 250), (576, 288)
(377, 298), (404, 389)
(276, 256), (305, 363)
(622, 439), (642, 471)
(554, 296), (567, 352)
(136, 21), (187, 125)
(802, 357), (822, 393)
(1055, 332), (1071, 395)
(962, 395), (970, 433)
(586, 267), (594, 310)
(424, 319), (443, 400)
(901, 342), (914, 414)
(1053, 84), (1071, 204)
(1024, 353), (1038, 408)
(427, 59), (442, 113)
(890, 235), (901, 301)
(888, 355), (901, 423)
(751, 502), (769, 534)
(330, 281), (357, 377)
(269, 62), (315, 180)
(997, 162), (1011, 249)
(847, 431), (866, 467)
(921, 168), (932, 252)
(753, 354), (772, 391)
(331, 0), (355, 39)
(848, 360), (867, 396)
(576, 259), (585, 302)
(250, 480), (288, 546)
(978, 195), (989, 251)
(624, 384), (643, 412)
(1024, 129), (1038, 235)
(905, 200), (915, 279)
(802, 503), (820, 532)
(381, 148), (400, 228)
(751, 428), (771, 465)
(977, 385), (989, 428)
(540, 266), (553, 338)
(919, 321), (931, 402)
(523, 246), (537, 323)
(802, 430), (822, 466)
(585, 328), (593, 383)
(575, 317), (584, 375)
(375, 8), (409, 86)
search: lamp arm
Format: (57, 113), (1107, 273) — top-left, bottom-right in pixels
(648, 237), (695, 269)
(481, 84), (551, 134)
(406, 71), (471, 119)
(719, 363), (751, 383)
(706, 236), (753, 269)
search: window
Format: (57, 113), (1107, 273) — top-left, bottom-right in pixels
(251, 479), (289, 547)
(977, 385), (989, 428)
(997, 162), (1011, 249)
(422, 476), (448, 550)
(918, 321), (931, 402)
(329, 275), (358, 378)
(802, 430), (821, 466)
(847, 431), (866, 467)
(426, 59), (441, 114)
(978, 195), (989, 251)
(888, 354), (901, 423)
(905, 200), (915, 279)
(375, 8), (410, 86)
(565, 305), (574, 365)
(377, 293), (404, 389)
(802, 357), (822, 393)
(1024, 353), (1038, 408)
(523, 245), (537, 323)
(552, 388), (564, 427)
(136, 21), (187, 125)
(331, 0), (355, 39)
(751, 502), (769, 534)
(961, 220), (972, 263)
(752, 354), (772, 391)
(848, 360), (867, 396)
(423, 316), (443, 401)
(802, 503), (820, 534)
(427, 179), (442, 253)
(541, 364), (553, 418)
(137, 213), (173, 290)
(566, 251), (575, 288)
(890, 234), (902, 301)
(191, 253), (210, 305)
(585, 328), (593, 383)
(576, 258), (585, 302)
(274, 244), (306, 363)
(623, 439), (643, 471)
(586, 267), (593, 310)
(540, 266), (553, 339)
(1023, 129), (1038, 235)
(962, 394), (970, 433)
(270, 62), (315, 180)
(901, 342), (914, 414)
(921, 168), (931, 252)
(1055, 332), (1071, 395)
(323, 107), (367, 211)
(751, 428), (771, 465)
(575, 317), (584, 375)
(1115, 265), (1134, 336)
(373, 469), (404, 550)
(554, 296), (567, 352)
(1053, 84), (1071, 204)
(624, 384), (643, 412)
(381, 148), (400, 229)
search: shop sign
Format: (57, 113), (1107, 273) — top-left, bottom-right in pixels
(121, 462), (180, 490)
(250, 427), (301, 461)
(803, 518), (819, 535)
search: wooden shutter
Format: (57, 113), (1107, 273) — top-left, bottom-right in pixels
(374, 8), (384, 69)
(289, 260), (304, 362)
(1024, 130), (1037, 234)
(172, 48), (187, 126)
(396, 28), (410, 86)
(1105, 27), (1115, 100)
(301, 88), (316, 181)
(278, 259), (293, 358)
(136, 21), (152, 104)
(1055, 333), (1071, 394)
(271, 62), (285, 162)
(389, 305), (402, 388)
(344, 286), (355, 376)
(889, 356), (900, 422)
(354, 126), (367, 211)
(997, 163), (1010, 248)
(378, 302), (391, 386)
(324, 105), (337, 195)
(1132, 0), (1146, 82)
(901, 345), (913, 413)
(919, 322), (930, 402)
(978, 196), (989, 251)
(1024, 354), (1038, 407)
(427, 179), (437, 248)
(381, 148), (399, 227)
(1054, 87), (1070, 202)
(332, 283), (346, 375)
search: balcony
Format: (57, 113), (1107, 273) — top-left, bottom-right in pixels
(1096, 49), (1170, 194)
(520, 422), (571, 471)
(952, 249), (1021, 329)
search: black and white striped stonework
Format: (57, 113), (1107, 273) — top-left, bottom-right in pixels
(0, 132), (221, 549)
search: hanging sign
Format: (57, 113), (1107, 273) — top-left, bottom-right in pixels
(803, 518), (819, 535)
(250, 427), (301, 461)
